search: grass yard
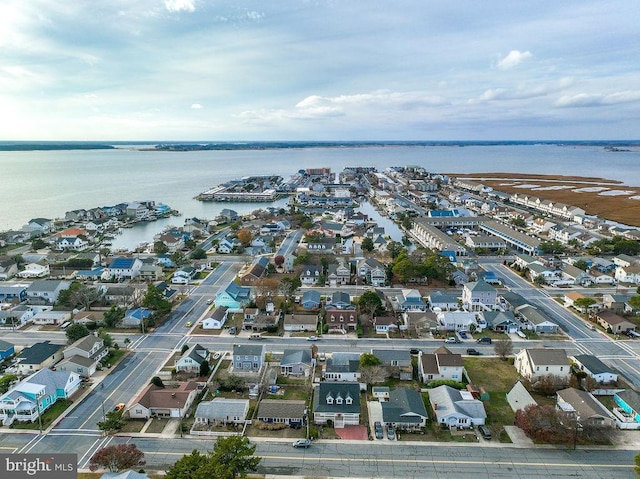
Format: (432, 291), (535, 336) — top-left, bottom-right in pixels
(119, 419), (147, 433)
(145, 418), (169, 434)
(265, 387), (310, 401)
(11, 400), (73, 430)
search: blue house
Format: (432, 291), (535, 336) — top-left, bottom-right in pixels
(156, 254), (175, 268)
(400, 289), (427, 311)
(0, 339), (15, 360)
(123, 307), (153, 328)
(329, 291), (351, 309)
(614, 390), (640, 424)
(215, 282), (251, 310)
(301, 290), (322, 310)
(0, 284), (27, 303)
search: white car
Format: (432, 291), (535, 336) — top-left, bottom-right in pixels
(206, 299), (213, 304)
(306, 336), (319, 341)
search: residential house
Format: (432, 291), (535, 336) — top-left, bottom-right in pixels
(122, 307), (153, 328)
(595, 310), (636, 334)
(517, 305), (559, 334)
(58, 335), (107, 377)
(0, 369), (80, 426)
(15, 341), (64, 376)
(437, 311), (479, 332)
(483, 310), (520, 333)
(357, 258), (386, 287)
(17, 261), (50, 279)
(128, 382), (198, 419)
(326, 261), (351, 286)
(306, 238), (336, 254)
(602, 294), (633, 314)
(506, 381), (537, 413)
(26, 280), (71, 305)
(615, 265), (640, 285)
(241, 257), (270, 285)
(0, 284), (28, 303)
(0, 305), (37, 327)
(300, 265), (322, 285)
(461, 281), (497, 311)
(381, 388), (428, 431)
(0, 258), (18, 280)
(56, 355), (98, 378)
(614, 390), (640, 425)
(283, 314), (318, 332)
(561, 263), (593, 286)
(215, 282), (251, 310)
(372, 349), (413, 380)
(556, 388), (615, 428)
(104, 285), (141, 308)
(372, 315), (398, 334)
(300, 290), (322, 310)
(313, 382), (360, 427)
(242, 309), (280, 331)
(256, 399), (306, 427)
(218, 208), (238, 223)
(514, 348), (571, 383)
(155, 282), (178, 302)
(398, 289), (427, 311)
(139, 262), (163, 282)
(428, 384), (487, 427)
(54, 235), (89, 251)
(0, 339), (15, 360)
(232, 344), (265, 374)
(572, 355), (618, 384)
(103, 257), (143, 280)
(428, 291), (460, 311)
(325, 308), (357, 333)
(194, 398), (250, 426)
(175, 344), (210, 374)
(156, 254), (175, 268)
(26, 218), (54, 236)
(418, 347), (464, 383)
(202, 306), (228, 329)
(280, 349), (313, 376)
(323, 352), (361, 382)
(216, 238), (237, 254)
(171, 266), (196, 284)
(328, 291), (352, 309)
(31, 310), (70, 326)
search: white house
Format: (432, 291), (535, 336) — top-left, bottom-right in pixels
(26, 280), (71, 305)
(171, 266), (196, 284)
(437, 311), (480, 332)
(175, 344), (210, 373)
(202, 306), (228, 329)
(418, 347), (464, 383)
(514, 348), (571, 382)
(461, 281), (497, 311)
(428, 384), (487, 427)
(572, 354), (618, 384)
(17, 262), (50, 279)
(323, 352), (361, 382)
(103, 257), (142, 280)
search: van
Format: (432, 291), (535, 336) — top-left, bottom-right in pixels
(249, 333), (263, 340)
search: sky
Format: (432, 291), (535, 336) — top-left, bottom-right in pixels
(1, 0), (639, 141)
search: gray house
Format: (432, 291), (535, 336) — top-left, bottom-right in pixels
(194, 398), (249, 426)
(256, 399), (306, 427)
(518, 305), (559, 334)
(280, 349), (313, 376)
(381, 388), (428, 431)
(233, 344), (265, 373)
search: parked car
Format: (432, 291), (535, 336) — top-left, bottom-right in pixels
(466, 348), (481, 356)
(206, 299), (213, 304)
(478, 425), (492, 440)
(409, 348), (420, 355)
(306, 335), (319, 341)
(228, 327), (236, 335)
(387, 427), (396, 440)
(458, 331), (468, 339)
(444, 337), (461, 344)
(476, 337), (492, 344)
(292, 439), (311, 448)
(113, 403), (126, 412)
(374, 421), (384, 439)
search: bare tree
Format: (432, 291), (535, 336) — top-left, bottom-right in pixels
(359, 365), (390, 385)
(532, 374), (567, 395)
(493, 336), (513, 360)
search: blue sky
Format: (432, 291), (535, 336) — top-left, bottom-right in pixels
(1, 0), (639, 141)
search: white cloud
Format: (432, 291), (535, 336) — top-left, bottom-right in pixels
(556, 91), (640, 107)
(191, 103), (203, 109)
(164, 0), (195, 13)
(497, 50), (532, 70)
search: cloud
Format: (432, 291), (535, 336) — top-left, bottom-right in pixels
(164, 0), (195, 13)
(191, 103), (203, 109)
(556, 91), (640, 107)
(497, 50), (532, 70)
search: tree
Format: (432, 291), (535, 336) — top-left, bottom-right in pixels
(88, 443), (145, 472)
(538, 240), (566, 254)
(103, 306), (125, 328)
(359, 353), (381, 368)
(573, 260), (589, 271)
(70, 284), (100, 311)
(358, 290), (383, 317)
(573, 297), (597, 314)
(150, 376), (165, 388)
(386, 241), (405, 259)
(359, 365), (390, 384)
(97, 411), (124, 434)
(237, 228), (253, 246)
(515, 404), (573, 444)
(190, 247), (207, 259)
(165, 449), (209, 479)
(31, 238), (47, 250)
(532, 374), (566, 395)
(143, 284), (171, 314)
(65, 323), (90, 343)
(217, 375), (245, 392)
(154, 241), (169, 255)
(0, 374), (18, 394)
(273, 255), (285, 267)
(493, 337), (513, 360)
(361, 237), (374, 252)
(199, 359), (210, 377)
(279, 277), (301, 301)
(629, 296), (640, 311)
(634, 452), (640, 477)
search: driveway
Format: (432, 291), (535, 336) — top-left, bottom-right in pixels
(367, 400), (384, 440)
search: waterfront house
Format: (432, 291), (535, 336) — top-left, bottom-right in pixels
(381, 388), (428, 430)
(129, 382), (197, 420)
(15, 341), (64, 376)
(514, 348), (570, 383)
(102, 257), (142, 281)
(313, 382), (360, 427)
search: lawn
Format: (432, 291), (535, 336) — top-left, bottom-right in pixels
(119, 419), (147, 433)
(146, 418), (169, 434)
(265, 387), (310, 401)
(11, 400), (73, 430)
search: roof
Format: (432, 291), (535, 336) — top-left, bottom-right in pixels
(233, 344), (264, 357)
(464, 280), (496, 293)
(68, 335), (102, 353)
(301, 290), (322, 303)
(17, 341), (63, 365)
(281, 349), (312, 366)
(284, 314), (317, 325)
(598, 310), (634, 326)
(325, 357), (360, 374)
(313, 382), (360, 414)
(17, 368), (76, 398)
(133, 382), (197, 410)
(209, 306), (228, 320)
(518, 305), (556, 326)
(506, 381), (537, 412)
(330, 291), (351, 305)
(381, 388), (428, 424)
(224, 282), (250, 300)
(573, 355), (615, 375)
(0, 339), (14, 352)
(557, 388), (612, 420)
(27, 280), (68, 292)
(616, 389), (640, 413)
(523, 348), (569, 367)
(428, 385), (487, 420)
(182, 344), (209, 365)
(257, 399), (306, 419)
(109, 257), (137, 269)
(372, 349), (411, 363)
(195, 397), (249, 419)
(58, 355), (96, 368)
(435, 349), (463, 367)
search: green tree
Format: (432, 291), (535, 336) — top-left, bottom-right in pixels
(103, 306), (125, 328)
(154, 241), (169, 255)
(96, 411), (124, 435)
(634, 452), (640, 477)
(629, 296), (640, 311)
(573, 297), (597, 314)
(510, 217), (526, 228)
(386, 241), (405, 259)
(0, 374), (18, 394)
(150, 376), (165, 388)
(359, 353), (381, 368)
(65, 323), (90, 343)
(538, 240), (566, 254)
(190, 247), (207, 259)
(98, 328), (114, 348)
(573, 260), (589, 271)
(165, 449), (208, 479)
(392, 257), (415, 283)
(361, 237), (374, 252)
(199, 359), (210, 377)
(31, 238), (47, 250)
(358, 290), (383, 317)
(143, 284), (171, 314)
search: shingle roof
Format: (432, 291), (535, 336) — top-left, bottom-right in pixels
(233, 344), (264, 357)
(381, 388), (427, 424)
(557, 388), (612, 420)
(0, 339), (14, 352)
(313, 382), (360, 414)
(465, 280), (496, 292)
(372, 349), (410, 363)
(506, 381), (537, 412)
(573, 355), (614, 375)
(69, 335), (102, 353)
(27, 280), (67, 292)
(281, 349), (312, 366)
(257, 399), (306, 420)
(429, 384), (487, 420)
(525, 348), (569, 367)
(195, 398), (249, 420)
(17, 341), (63, 364)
